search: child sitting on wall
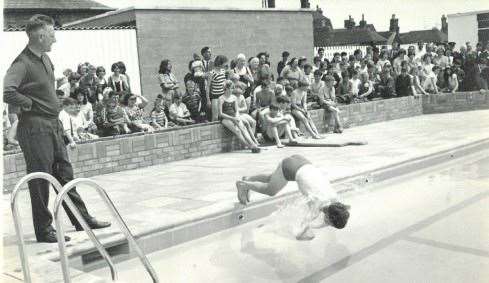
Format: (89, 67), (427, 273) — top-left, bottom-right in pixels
(104, 91), (131, 135)
(150, 94), (174, 130)
(59, 98), (98, 148)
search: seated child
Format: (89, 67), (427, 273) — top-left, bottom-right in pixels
(150, 95), (173, 130)
(104, 91), (131, 135)
(169, 92), (195, 125)
(182, 80), (207, 123)
(233, 86), (259, 145)
(263, 104), (297, 148)
(125, 94), (153, 132)
(319, 76), (343, 133)
(291, 80), (322, 139)
(59, 98), (98, 148)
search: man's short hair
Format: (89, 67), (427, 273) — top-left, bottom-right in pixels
(282, 51), (290, 57)
(340, 52), (348, 57)
(62, 97), (77, 106)
(25, 14), (55, 35)
(276, 95), (290, 104)
(269, 103), (280, 111)
(200, 46), (210, 56)
(318, 47), (324, 52)
(214, 55), (228, 67)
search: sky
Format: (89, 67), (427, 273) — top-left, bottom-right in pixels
(96, 0), (489, 32)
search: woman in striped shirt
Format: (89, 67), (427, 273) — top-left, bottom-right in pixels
(207, 55), (228, 121)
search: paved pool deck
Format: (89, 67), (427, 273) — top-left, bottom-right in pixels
(3, 109), (489, 282)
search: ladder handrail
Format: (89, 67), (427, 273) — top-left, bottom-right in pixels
(10, 172), (65, 283)
(54, 178), (160, 283)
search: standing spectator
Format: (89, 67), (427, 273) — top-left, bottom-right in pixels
(3, 15), (109, 242)
(395, 67), (413, 97)
(479, 57), (489, 90)
(207, 55), (228, 121)
(219, 80), (260, 153)
(158, 59), (179, 109)
(463, 52), (482, 91)
(233, 53), (254, 100)
(201, 46), (214, 73)
(277, 51), (290, 76)
(182, 80), (207, 124)
(108, 62), (129, 92)
(77, 63), (88, 77)
(393, 49), (407, 76)
(169, 92), (194, 125)
(124, 94), (152, 132)
(312, 56), (322, 72)
(317, 47), (325, 61)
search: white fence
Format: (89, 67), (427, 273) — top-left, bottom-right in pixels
(314, 44), (422, 60)
(1, 29), (141, 95)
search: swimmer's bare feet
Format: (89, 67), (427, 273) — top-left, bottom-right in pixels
(236, 181), (250, 205)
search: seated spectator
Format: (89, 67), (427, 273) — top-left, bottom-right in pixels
(444, 67), (459, 93)
(435, 65), (447, 91)
(80, 65), (97, 98)
(251, 75), (275, 127)
(105, 91), (131, 135)
(263, 103), (297, 148)
(433, 47), (450, 69)
(58, 72), (80, 98)
(169, 92), (194, 125)
(452, 63), (466, 91)
(336, 71), (351, 103)
(291, 80), (322, 139)
(319, 75), (343, 133)
(480, 57), (489, 90)
(358, 72), (373, 101)
(347, 70), (361, 102)
(395, 67), (413, 97)
(309, 70), (325, 109)
(108, 62), (130, 92)
(158, 59), (179, 109)
(377, 67), (396, 99)
(219, 80), (260, 153)
(277, 51), (290, 77)
(303, 63), (314, 86)
(276, 94), (301, 138)
(233, 86), (259, 145)
(312, 56), (322, 72)
(280, 58), (304, 87)
(77, 63), (88, 77)
(59, 98), (98, 147)
(393, 49), (407, 75)
(182, 80), (207, 124)
(93, 87), (110, 135)
(376, 51), (390, 73)
(56, 89), (65, 108)
(73, 87), (97, 134)
(208, 55), (229, 122)
(125, 94), (152, 132)
(410, 67), (428, 96)
(150, 95), (173, 130)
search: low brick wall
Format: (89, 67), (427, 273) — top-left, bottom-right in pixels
(3, 96), (422, 193)
(422, 91), (489, 114)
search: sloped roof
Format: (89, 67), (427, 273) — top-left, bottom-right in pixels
(400, 29), (448, 44)
(4, 0), (114, 10)
(315, 28), (387, 46)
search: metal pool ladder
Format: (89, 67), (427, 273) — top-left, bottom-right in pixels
(54, 178), (159, 283)
(10, 172), (78, 283)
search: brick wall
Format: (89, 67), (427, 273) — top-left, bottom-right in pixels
(3, 96), (422, 193)
(134, 8), (314, 106)
(422, 92), (489, 114)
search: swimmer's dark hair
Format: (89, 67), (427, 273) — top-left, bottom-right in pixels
(323, 202), (350, 229)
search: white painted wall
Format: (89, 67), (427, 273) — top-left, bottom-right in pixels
(448, 14), (478, 49)
(1, 29), (141, 95)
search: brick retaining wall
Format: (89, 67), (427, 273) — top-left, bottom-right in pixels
(422, 91), (489, 114)
(3, 96), (423, 193)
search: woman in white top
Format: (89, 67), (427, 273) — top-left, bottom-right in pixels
(236, 154), (351, 240)
(233, 53), (254, 100)
(74, 87), (96, 133)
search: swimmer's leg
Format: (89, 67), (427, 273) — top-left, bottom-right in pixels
(243, 174), (272, 183)
(237, 162), (288, 204)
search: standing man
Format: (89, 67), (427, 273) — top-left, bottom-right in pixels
(4, 15), (110, 243)
(277, 51), (289, 77)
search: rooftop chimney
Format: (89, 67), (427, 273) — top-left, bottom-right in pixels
(359, 14), (367, 28)
(389, 14), (399, 33)
(344, 15), (355, 29)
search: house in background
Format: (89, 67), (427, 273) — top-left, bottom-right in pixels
(3, 0), (115, 30)
(398, 15), (448, 45)
(448, 10), (489, 49)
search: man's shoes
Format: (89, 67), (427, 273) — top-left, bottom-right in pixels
(37, 230), (71, 243)
(75, 219), (111, 232)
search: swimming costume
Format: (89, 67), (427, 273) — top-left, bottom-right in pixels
(282, 154), (311, 181)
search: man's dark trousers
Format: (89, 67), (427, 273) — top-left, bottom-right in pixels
(17, 113), (91, 240)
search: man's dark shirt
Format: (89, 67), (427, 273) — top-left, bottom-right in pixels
(378, 75), (396, 98)
(395, 74), (412, 97)
(4, 47), (59, 118)
(182, 91), (202, 118)
(277, 60), (287, 77)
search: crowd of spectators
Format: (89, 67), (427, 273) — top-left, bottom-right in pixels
(4, 41), (489, 152)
